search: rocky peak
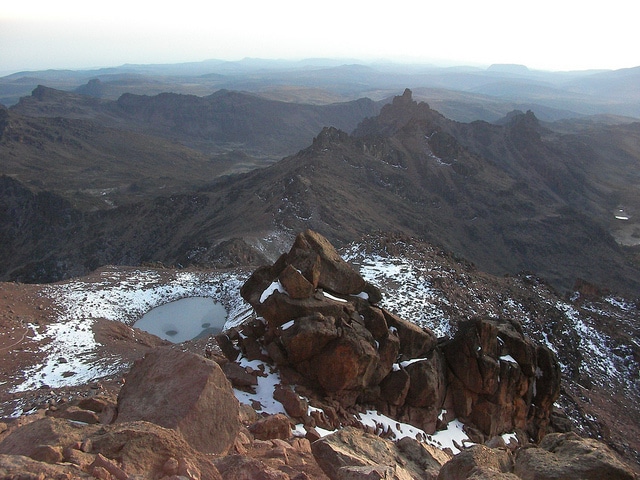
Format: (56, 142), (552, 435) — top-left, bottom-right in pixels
(310, 126), (351, 151)
(353, 88), (442, 138)
(234, 230), (561, 441)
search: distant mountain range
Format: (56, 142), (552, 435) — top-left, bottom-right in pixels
(2, 59), (639, 121)
(2, 88), (639, 296)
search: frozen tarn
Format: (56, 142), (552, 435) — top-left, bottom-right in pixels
(11, 319), (122, 392)
(42, 267), (250, 329)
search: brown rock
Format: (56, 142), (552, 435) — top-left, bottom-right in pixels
(0, 453), (90, 479)
(379, 369), (411, 406)
(30, 444), (64, 464)
(514, 432), (636, 480)
(311, 427), (430, 480)
(115, 346), (240, 455)
(382, 309), (437, 360)
(215, 332), (240, 361)
(63, 446), (95, 469)
(287, 230), (366, 295)
(370, 332), (401, 386)
(77, 395), (115, 414)
(0, 416), (99, 458)
(279, 313), (339, 364)
(361, 306), (388, 340)
(214, 454), (290, 480)
(305, 426), (322, 442)
(442, 318), (560, 440)
(437, 444), (515, 480)
(404, 350), (447, 409)
(273, 384), (309, 418)
(280, 264), (315, 299)
(249, 414), (292, 441)
(53, 406), (100, 424)
(90, 421), (222, 479)
(223, 361), (259, 388)
(314, 323), (379, 394)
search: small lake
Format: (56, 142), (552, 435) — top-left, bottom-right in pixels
(133, 297), (227, 343)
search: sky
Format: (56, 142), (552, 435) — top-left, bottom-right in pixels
(1, 0), (638, 75)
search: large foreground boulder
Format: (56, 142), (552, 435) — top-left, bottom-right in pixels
(115, 346), (240, 454)
(514, 432), (636, 480)
(312, 426), (450, 480)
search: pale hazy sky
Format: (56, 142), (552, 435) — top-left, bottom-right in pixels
(1, 0), (638, 74)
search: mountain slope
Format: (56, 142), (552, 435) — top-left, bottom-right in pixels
(2, 90), (639, 296)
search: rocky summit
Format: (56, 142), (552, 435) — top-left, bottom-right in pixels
(0, 230), (637, 479)
(236, 230), (561, 443)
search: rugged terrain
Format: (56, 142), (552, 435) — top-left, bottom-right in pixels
(2, 89), (639, 296)
(0, 231), (638, 478)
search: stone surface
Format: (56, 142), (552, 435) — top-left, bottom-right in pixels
(0, 416), (99, 457)
(249, 414), (292, 441)
(90, 421), (222, 479)
(514, 432), (636, 480)
(311, 427), (432, 480)
(0, 453), (91, 479)
(442, 318), (560, 440)
(437, 445), (515, 480)
(115, 346), (240, 454)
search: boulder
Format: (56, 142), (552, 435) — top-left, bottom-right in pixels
(442, 318), (560, 439)
(279, 313), (339, 363)
(382, 309), (437, 360)
(314, 321), (379, 393)
(214, 454), (290, 480)
(0, 416), (99, 458)
(0, 454), (90, 479)
(379, 369), (411, 406)
(437, 445), (516, 480)
(311, 426), (433, 480)
(115, 346), (239, 455)
(279, 263), (315, 299)
(514, 432), (636, 480)
(89, 421), (222, 479)
(248, 413), (292, 441)
(287, 229), (366, 295)
(404, 351), (447, 409)
(273, 384), (309, 418)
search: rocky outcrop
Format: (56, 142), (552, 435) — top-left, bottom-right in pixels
(443, 318), (561, 442)
(312, 426), (451, 480)
(435, 432), (637, 480)
(237, 229), (561, 441)
(115, 346), (240, 455)
(514, 432), (636, 480)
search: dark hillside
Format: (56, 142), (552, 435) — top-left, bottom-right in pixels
(11, 86), (381, 159)
(2, 90), (639, 296)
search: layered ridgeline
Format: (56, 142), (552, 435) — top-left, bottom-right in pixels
(3, 89), (639, 296)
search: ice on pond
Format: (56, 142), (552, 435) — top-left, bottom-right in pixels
(134, 297), (227, 343)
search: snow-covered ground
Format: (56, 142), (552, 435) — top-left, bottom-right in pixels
(12, 267), (251, 393)
(233, 354), (475, 454)
(10, 240), (637, 451)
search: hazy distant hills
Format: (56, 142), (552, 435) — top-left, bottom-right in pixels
(2, 59), (639, 121)
(2, 89), (639, 295)
(10, 85), (381, 160)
